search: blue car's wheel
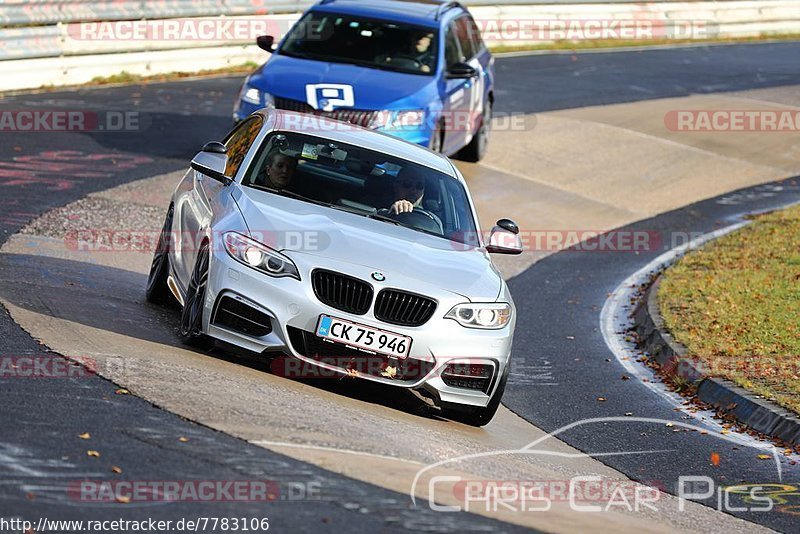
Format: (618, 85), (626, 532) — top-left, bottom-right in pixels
(457, 104), (490, 163)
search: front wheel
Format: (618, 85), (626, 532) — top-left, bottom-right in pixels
(145, 205), (174, 305)
(179, 243), (215, 350)
(441, 364), (509, 427)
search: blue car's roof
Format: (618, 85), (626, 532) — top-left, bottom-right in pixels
(311, 0), (463, 29)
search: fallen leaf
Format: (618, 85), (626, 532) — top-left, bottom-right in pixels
(720, 429), (730, 434)
(380, 366), (397, 379)
(115, 388), (129, 395)
(711, 453), (720, 466)
(757, 454), (771, 460)
(178, 437), (189, 443)
(78, 432), (91, 439)
(597, 397), (607, 402)
(112, 466), (122, 474)
(87, 450), (100, 458)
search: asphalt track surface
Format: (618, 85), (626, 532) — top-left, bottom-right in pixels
(1, 41), (799, 530)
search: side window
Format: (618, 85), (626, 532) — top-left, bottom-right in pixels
(465, 15), (485, 55)
(223, 116), (262, 178)
(454, 16), (476, 60)
(444, 25), (463, 67)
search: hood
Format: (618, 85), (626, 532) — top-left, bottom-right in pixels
(234, 187), (501, 301)
(249, 54), (437, 111)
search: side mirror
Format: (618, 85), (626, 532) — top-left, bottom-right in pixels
(446, 62), (477, 79)
(191, 142), (231, 185)
(486, 218), (523, 255)
(257, 35), (276, 53)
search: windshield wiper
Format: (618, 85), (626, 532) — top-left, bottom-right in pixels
(265, 188), (331, 207)
(367, 211), (406, 227)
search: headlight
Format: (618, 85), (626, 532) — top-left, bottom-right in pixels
(223, 232), (299, 280)
(445, 303), (511, 329)
(240, 85), (274, 108)
(370, 110), (425, 130)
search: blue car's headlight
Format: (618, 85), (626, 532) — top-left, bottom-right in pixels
(370, 110), (425, 130)
(445, 303), (511, 329)
(223, 232), (299, 280)
(239, 85), (275, 108)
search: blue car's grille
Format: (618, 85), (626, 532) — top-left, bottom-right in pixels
(312, 270), (373, 315)
(274, 97), (379, 128)
(374, 289), (436, 327)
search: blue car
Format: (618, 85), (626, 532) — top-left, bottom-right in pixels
(233, 0), (494, 161)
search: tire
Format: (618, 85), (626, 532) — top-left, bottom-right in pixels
(178, 243), (215, 350)
(442, 363), (509, 427)
(145, 205), (174, 305)
(456, 103), (491, 163)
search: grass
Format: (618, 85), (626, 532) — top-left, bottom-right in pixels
(488, 32), (800, 54)
(658, 203), (800, 413)
(83, 62), (259, 87)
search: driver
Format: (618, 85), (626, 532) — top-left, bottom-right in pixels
(379, 31), (435, 73)
(412, 31), (436, 73)
(389, 167), (426, 214)
(258, 150), (298, 189)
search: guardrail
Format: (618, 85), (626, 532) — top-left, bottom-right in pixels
(0, 1), (798, 91)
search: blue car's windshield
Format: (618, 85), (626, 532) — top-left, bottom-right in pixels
(242, 131), (479, 245)
(280, 11), (438, 76)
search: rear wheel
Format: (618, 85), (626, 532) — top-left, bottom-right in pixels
(179, 243), (215, 350)
(145, 206), (174, 305)
(442, 364), (509, 427)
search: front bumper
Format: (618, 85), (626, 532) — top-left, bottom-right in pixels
(203, 248), (514, 408)
(233, 98), (433, 148)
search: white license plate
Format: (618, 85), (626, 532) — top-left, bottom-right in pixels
(315, 315), (412, 359)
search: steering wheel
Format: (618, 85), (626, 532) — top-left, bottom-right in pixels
(381, 54), (423, 69)
(378, 207), (443, 234)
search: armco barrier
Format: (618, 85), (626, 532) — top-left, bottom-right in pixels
(0, 1), (798, 91)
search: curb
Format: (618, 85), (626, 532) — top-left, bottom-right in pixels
(632, 276), (800, 447)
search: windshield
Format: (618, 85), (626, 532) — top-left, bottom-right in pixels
(280, 11), (438, 75)
(242, 131), (479, 244)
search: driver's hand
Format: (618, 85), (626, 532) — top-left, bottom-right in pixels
(421, 65), (431, 73)
(390, 200), (415, 214)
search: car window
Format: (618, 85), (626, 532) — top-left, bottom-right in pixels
(280, 11), (438, 76)
(454, 16), (477, 60)
(444, 24), (463, 67)
(464, 15), (485, 56)
(242, 131), (478, 243)
(224, 117), (262, 178)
